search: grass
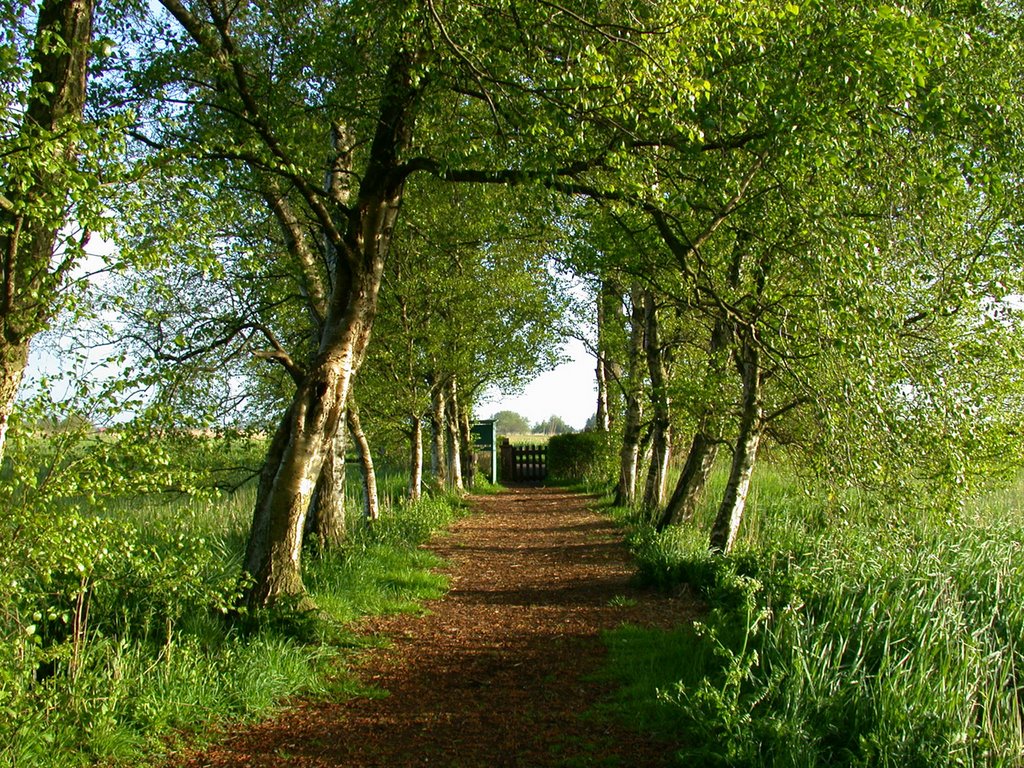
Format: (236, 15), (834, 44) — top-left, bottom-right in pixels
(597, 463), (1024, 767)
(502, 433), (552, 445)
(0, 439), (470, 768)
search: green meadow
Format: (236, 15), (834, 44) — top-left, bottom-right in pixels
(599, 464), (1024, 767)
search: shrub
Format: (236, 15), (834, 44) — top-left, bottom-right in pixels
(547, 431), (616, 489)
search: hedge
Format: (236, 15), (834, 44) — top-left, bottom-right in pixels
(546, 431), (617, 488)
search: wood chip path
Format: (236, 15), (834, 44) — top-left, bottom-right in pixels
(166, 485), (700, 767)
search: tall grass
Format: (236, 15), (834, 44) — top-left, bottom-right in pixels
(1, 442), (469, 768)
(602, 464), (1024, 767)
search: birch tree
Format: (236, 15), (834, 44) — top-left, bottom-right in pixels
(357, 179), (563, 495)
(119, 0), (611, 606)
(0, 0), (97, 461)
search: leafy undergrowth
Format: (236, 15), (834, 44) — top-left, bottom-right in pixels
(599, 467), (1024, 767)
(0, 477), (468, 768)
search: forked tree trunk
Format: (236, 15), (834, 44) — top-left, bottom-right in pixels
(0, 0), (93, 463)
(306, 426), (347, 551)
(643, 432), (671, 511)
(710, 338), (762, 554)
(657, 317), (731, 530)
(642, 290), (671, 511)
(409, 414), (423, 501)
(642, 420), (671, 511)
(446, 377), (463, 492)
(241, 51), (421, 608)
(243, 397), (313, 606)
(347, 396), (379, 521)
(430, 379), (448, 491)
(615, 286), (646, 507)
(243, 335), (363, 607)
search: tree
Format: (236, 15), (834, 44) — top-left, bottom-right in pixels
(354, 177), (564, 496)
(120, 0), (620, 606)
(106, 0), (1024, 596)
(0, 0), (97, 461)
(532, 415), (574, 436)
(544, 0), (1024, 551)
(492, 410), (531, 436)
(593, 277), (625, 433)
(659, 2), (1024, 549)
(122, 3), (429, 605)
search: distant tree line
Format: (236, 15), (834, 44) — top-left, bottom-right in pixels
(490, 410), (575, 437)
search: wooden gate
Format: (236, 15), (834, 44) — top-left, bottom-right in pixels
(499, 440), (547, 482)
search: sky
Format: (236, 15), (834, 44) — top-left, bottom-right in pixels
(477, 337), (597, 431)
(27, 310), (600, 431)
(24, 235), (600, 430)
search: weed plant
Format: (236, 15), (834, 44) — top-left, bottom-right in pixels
(602, 464), (1024, 767)
(0, 434), (468, 767)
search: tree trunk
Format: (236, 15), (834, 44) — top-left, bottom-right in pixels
(243, 398), (312, 607)
(242, 260), (380, 608)
(446, 377), (464, 493)
(595, 288), (610, 432)
(614, 285), (646, 507)
(306, 427), (347, 551)
(459, 400), (475, 488)
(409, 414), (423, 501)
(657, 317), (731, 530)
(710, 337), (762, 554)
(241, 50), (421, 608)
(616, 403), (642, 506)
(595, 278), (624, 432)
(657, 428), (719, 530)
(0, 344), (28, 463)
(0, 0), (93, 463)
(642, 289), (671, 511)
(430, 378), (448, 491)
(347, 395), (379, 521)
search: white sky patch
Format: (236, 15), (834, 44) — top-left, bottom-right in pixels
(1002, 294), (1024, 311)
(478, 336), (596, 431)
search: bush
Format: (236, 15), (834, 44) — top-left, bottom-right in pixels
(547, 431), (617, 489)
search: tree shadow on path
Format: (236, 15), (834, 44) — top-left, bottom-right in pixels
(164, 485), (701, 767)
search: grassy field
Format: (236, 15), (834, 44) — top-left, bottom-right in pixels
(599, 464), (1024, 767)
(501, 432), (552, 445)
(0, 436), (470, 768)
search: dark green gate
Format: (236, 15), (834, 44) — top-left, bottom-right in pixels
(500, 440), (547, 482)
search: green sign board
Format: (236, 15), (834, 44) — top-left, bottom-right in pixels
(470, 420), (497, 482)
(470, 420), (495, 451)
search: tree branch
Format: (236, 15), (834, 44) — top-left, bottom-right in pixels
(248, 321), (306, 384)
(156, 0), (345, 249)
(262, 179), (328, 327)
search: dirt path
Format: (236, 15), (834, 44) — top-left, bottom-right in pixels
(167, 486), (699, 767)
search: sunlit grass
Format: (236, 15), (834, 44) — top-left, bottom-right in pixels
(502, 432), (551, 445)
(601, 463), (1024, 767)
(1, 446), (469, 768)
